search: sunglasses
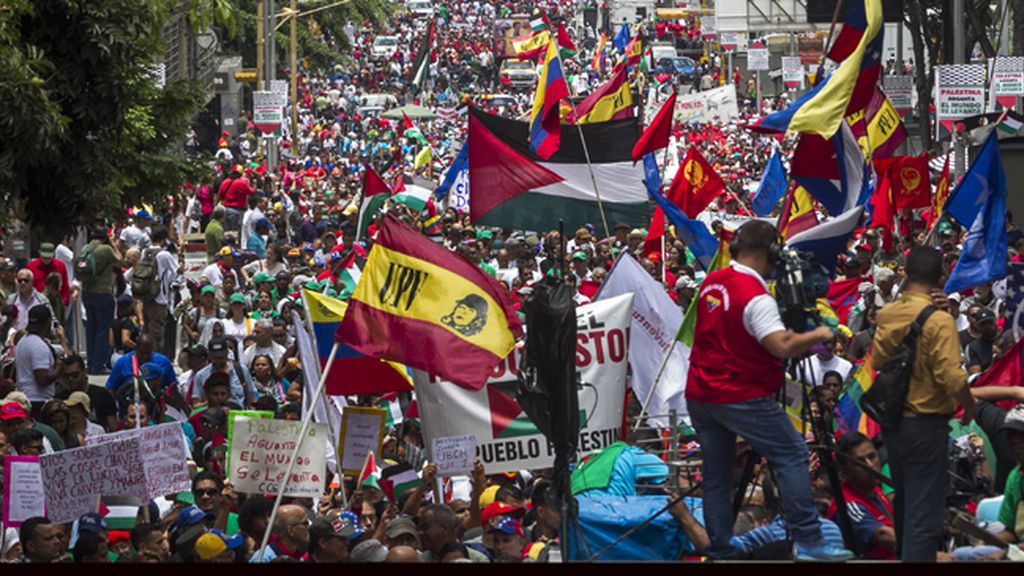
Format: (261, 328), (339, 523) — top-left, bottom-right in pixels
(17, 278), (32, 284)
(193, 488), (219, 497)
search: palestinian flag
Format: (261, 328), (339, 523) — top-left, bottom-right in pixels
(380, 462), (425, 502)
(357, 167), (391, 241)
(378, 393), (404, 429)
(411, 20), (435, 92)
(468, 106), (650, 231)
(358, 451), (382, 490)
(392, 184), (433, 212)
(403, 112), (428, 146)
(530, 11), (548, 32)
(998, 111), (1024, 135)
(555, 23), (577, 59)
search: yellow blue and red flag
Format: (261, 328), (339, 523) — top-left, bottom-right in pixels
(529, 40), (570, 160)
(304, 289), (413, 396)
(337, 214), (523, 390)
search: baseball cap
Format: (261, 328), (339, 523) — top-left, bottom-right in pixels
(208, 337), (230, 359)
(194, 530), (242, 561)
(3, 392), (29, 414)
(329, 511), (365, 541)
(384, 517), (417, 540)
(481, 502), (526, 526)
(350, 538), (388, 562)
(252, 272), (273, 284)
(478, 485), (500, 510)
(175, 506), (212, 533)
(39, 242), (56, 258)
(27, 305), (52, 328)
(973, 308), (996, 323)
(141, 362), (162, 381)
(571, 251), (587, 261)
(229, 293), (247, 305)
(78, 512), (107, 534)
(0, 402), (26, 421)
(255, 218), (272, 230)
(65, 391), (91, 413)
(1002, 406), (1024, 434)
(675, 276), (697, 290)
(117, 292), (135, 307)
(200, 285), (217, 296)
(487, 517), (524, 537)
(189, 344), (209, 358)
(628, 228), (645, 238)
(218, 246), (240, 258)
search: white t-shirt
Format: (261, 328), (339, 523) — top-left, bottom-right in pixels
(241, 341), (287, 370)
(222, 317), (253, 348)
(806, 355), (853, 387)
(731, 262), (786, 342)
(241, 208), (264, 249)
(15, 333), (56, 403)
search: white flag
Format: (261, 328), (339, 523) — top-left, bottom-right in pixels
(596, 254), (689, 427)
(292, 310), (346, 472)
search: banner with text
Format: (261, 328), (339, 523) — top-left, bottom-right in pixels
(671, 84), (739, 125)
(748, 42), (769, 71)
(991, 57), (1024, 110)
(935, 64), (986, 140)
(883, 75), (914, 116)
(338, 407), (386, 476)
(229, 417), (327, 498)
(41, 438), (147, 523)
(3, 456), (45, 528)
(416, 294), (632, 474)
(782, 56), (804, 91)
(86, 423), (191, 500)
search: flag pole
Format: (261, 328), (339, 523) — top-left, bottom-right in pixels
(257, 340), (340, 563)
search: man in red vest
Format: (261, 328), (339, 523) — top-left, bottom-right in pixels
(686, 220), (851, 562)
(828, 432), (897, 560)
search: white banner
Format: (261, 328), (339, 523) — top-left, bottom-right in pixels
(935, 64), (986, 139)
(416, 294), (633, 474)
(992, 57), (1024, 96)
(41, 438), (148, 523)
(748, 42), (769, 71)
(595, 255), (688, 427)
(86, 422), (191, 500)
(672, 84), (739, 124)
(719, 32), (740, 52)
(782, 56), (804, 90)
(883, 75), (914, 115)
(229, 417), (328, 498)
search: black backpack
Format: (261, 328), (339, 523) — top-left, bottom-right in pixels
(131, 247), (161, 299)
(859, 306), (936, 429)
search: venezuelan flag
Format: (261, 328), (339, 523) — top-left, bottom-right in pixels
(835, 353), (881, 438)
(337, 214), (523, 391)
(530, 40), (569, 160)
(304, 289), (413, 396)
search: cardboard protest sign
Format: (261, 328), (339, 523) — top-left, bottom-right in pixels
(416, 294), (631, 474)
(3, 456), (45, 528)
(40, 438), (147, 523)
(226, 410), (274, 473)
(431, 435), (476, 476)
(338, 407), (386, 476)
(229, 417), (327, 498)
(86, 422), (191, 500)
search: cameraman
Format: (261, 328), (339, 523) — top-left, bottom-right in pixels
(871, 247), (975, 562)
(686, 220), (851, 562)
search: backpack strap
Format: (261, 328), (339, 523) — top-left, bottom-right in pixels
(906, 306), (937, 342)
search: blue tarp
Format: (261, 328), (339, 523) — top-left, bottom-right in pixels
(566, 495), (705, 561)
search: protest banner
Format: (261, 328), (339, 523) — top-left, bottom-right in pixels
(883, 75), (914, 116)
(416, 294), (632, 474)
(782, 56), (804, 91)
(432, 435), (476, 476)
(338, 406), (386, 476)
(40, 438), (147, 523)
(3, 456), (45, 528)
(991, 57), (1024, 110)
(86, 422), (191, 500)
(671, 85), (739, 125)
(226, 410), (275, 472)
(748, 41), (769, 71)
(229, 416), (327, 498)
(935, 64), (986, 140)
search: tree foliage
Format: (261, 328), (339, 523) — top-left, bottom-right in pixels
(0, 0), (215, 237)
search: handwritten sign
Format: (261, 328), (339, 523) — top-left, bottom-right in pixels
(226, 410), (274, 473)
(432, 435), (476, 476)
(86, 422), (191, 500)
(338, 407), (386, 476)
(3, 456), (45, 528)
(41, 438), (147, 523)
(229, 417), (327, 498)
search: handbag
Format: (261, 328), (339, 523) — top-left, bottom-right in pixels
(859, 306), (935, 429)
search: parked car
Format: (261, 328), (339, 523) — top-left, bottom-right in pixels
(499, 58), (537, 90)
(654, 56), (698, 81)
(406, 0), (434, 19)
(371, 35), (398, 60)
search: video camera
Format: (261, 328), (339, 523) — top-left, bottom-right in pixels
(773, 248), (831, 332)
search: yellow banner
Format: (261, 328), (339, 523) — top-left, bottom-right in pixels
(866, 96), (902, 152)
(352, 245), (516, 359)
(576, 80), (633, 124)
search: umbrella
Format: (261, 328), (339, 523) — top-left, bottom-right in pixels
(381, 104), (437, 121)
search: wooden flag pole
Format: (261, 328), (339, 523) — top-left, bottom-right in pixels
(257, 341), (340, 563)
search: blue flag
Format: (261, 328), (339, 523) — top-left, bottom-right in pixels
(786, 206), (864, 275)
(642, 153), (661, 196)
(435, 145), (468, 201)
(751, 150), (787, 217)
(613, 23), (630, 51)
(944, 131), (1006, 229)
(945, 135), (1008, 293)
(647, 183), (718, 271)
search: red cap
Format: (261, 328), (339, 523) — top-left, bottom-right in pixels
(481, 502), (525, 526)
(0, 402), (27, 421)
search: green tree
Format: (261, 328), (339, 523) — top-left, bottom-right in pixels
(0, 0), (216, 237)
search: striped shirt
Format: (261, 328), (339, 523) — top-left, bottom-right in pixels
(730, 516), (845, 554)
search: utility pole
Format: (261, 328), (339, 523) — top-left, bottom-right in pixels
(257, 0), (264, 89)
(290, 0), (299, 151)
(953, 0), (966, 179)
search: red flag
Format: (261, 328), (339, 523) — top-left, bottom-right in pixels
(926, 152), (952, 229)
(673, 146), (726, 218)
(826, 278), (863, 326)
(876, 154), (931, 210)
(868, 168), (895, 252)
(402, 112), (414, 131)
(556, 23), (577, 54)
(632, 91), (677, 163)
(363, 166), (391, 197)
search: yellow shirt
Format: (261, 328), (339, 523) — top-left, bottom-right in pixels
(871, 292), (967, 416)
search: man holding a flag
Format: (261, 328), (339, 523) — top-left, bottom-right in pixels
(685, 220), (853, 562)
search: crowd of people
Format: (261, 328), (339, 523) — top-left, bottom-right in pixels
(1, 0), (1023, 565)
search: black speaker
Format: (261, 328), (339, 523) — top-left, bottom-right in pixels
(806, 0), (904, 23)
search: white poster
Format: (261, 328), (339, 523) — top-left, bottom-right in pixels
(719, 32), (740, 52)
(883, 75), (914, 116)
(86, 422), (191, 500)
(229, 417), (328, 498)
(338, 407), (386, 476)
(782, 56), (804, 91)
(40, 438), (148, 524)
(416, 294), (633, 474)
(3, 456), (45, 528)
(991, 57), (1024, 110)
(748, 42), (769, 71)
(935, 64), (986, 139)
(432, 435), (476, 476)
(673, 84), (740, 124)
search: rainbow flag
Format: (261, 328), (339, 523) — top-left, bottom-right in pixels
(529, 40), (569, 160)
(304, 289), (413, 396)
(592, 33), (607, 74)
(834, 353), (881, 438)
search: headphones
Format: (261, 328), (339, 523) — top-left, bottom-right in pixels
(729, 221), (783, 265)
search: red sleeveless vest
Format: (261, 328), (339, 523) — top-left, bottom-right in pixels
(686, 266), (783, 404)
(827, 483), (896, 560)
